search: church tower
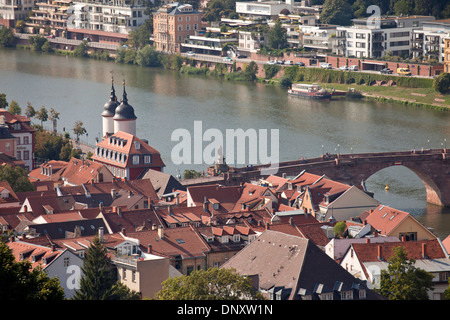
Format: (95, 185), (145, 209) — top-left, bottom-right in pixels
(113, 80), (137, 136)
(101, 76), (118, 137)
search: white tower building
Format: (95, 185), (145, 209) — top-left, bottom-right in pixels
(113, 81), (137, 136)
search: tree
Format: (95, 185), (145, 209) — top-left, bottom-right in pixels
(0, 164), (34, 192)
(72, 121), (87, 142)
(0, 241), (65, 300)
(35, 106), (48, 126)
(333, 221), (347, 238)
(25, 102), (36, 118)
(73, 237), (139, 300)
(0, 27), (15, 47)
(433, 73), (450, 94)
(393, 0), (414, 16)
(74, 40), (89, 58)
(154, 268), (265, 300)
(0, 93), (8, 109)
(136, 45), (161, 67)
(377, 246), (434, 300)
(128, 21), (152, 50)
(268, 20), (288, 50)
(320, 0), (353, 26)
(8, 100), (21, 115)
(29, 35), (48, 51)
(244, 61), (258, 81)
(183, 169), (202, 179)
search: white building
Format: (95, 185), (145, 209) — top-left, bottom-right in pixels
(412, 19), (450, 63)
(71, 0), (148, 34)
(0, 0), (37, 26)
(334, 15), (435, 59)
(236, 0), (294, 20)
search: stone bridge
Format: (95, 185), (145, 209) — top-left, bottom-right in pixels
(205, 149), (450, 207)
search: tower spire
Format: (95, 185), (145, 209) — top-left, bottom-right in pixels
(110, 71), (116, 102)
(122, 79), (128, 103)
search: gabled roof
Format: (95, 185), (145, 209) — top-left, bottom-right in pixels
(365, 205), (416, 236)
(187, 184), (243, 212)
(61, 157), (111, 186)
(221, 230), (382, 300)
(7, 240), (64, 270)
(350, 239), (447, 262)
(126, 226), (210, 259)
(93, 131), (165, 169)
(139, 168), (185, 197)
(99, 207), (164, 233)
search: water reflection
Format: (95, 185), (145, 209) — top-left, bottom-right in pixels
(0, 48), (449, 238)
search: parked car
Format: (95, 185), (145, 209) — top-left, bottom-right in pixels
(349, 65), (359, 71)
(268, 60), (276, 65)
(380, 68), (393, 74)
(397, 68), (411, 76)
(284, 60), (293, 65)
(295, 61), (305, 66)
(223, 56), (232, 62)
(187, 51), (195, 57)
(276, 60), (284, 65)
(237, 54), (247, 59)
(320, 63), (332, 69)
(339, 65), (349, 71)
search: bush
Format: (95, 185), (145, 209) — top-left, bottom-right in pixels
(433, 73), (450, 94)
(279, 76), (292, 88)
(263, 64), (281, 79)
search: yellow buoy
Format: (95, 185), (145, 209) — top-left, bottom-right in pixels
(385, 184), (390, 191)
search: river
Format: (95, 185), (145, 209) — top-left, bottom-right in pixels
(0, 48), (449, 239)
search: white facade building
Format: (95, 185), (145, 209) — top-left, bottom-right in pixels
(334, 15), (435, 59)
(71, 0), (148, 34)
(236, 0), (293, 20)
(412, 19), (450, 63)
(0, 0), (36, 24)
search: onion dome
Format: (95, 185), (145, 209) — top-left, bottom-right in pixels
(102, 79), (119, 117)
(113, 80), (137, 121)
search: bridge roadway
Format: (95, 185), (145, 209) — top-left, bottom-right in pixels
(183, 149), (450, 207)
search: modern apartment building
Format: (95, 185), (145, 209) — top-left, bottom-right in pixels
(334, 15), (435, 59)
(25, 0), (73, 36)
(69, 0), (148, 42)
(412, 19), (450, 63)
(153, 3), (203, 54)
(0, 0), (36, 27)
(235, 0), (294, 20)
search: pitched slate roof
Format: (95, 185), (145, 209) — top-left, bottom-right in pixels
(221, 230), (382, 300)
(187, 184), (243, 212)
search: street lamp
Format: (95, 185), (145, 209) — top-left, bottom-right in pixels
(322, 145), (324, 156)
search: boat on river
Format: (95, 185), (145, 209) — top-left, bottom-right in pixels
(288, 83), (333, 100)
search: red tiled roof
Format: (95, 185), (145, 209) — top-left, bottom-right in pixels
(93, 131), (165, 169)
(351, 239), (446, 262)
(7, 240), (64, 269)
(187, 184), (242, 212)
(61, 157), (110, 185)
(365, 205), (410, 235)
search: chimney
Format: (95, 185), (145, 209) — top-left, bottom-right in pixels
(175, 193), (179, 205)
(203, 197), (209, 213)
(168, 205), (172, 215)
(422, 242), (427, 258)
(289, 217), (294, 226)
(148, 244), (152, 254)
(366, 238), (370, 243)
(121, 228), (126, 235)
(152, 224), (157, 230)
(98, 227), (104, 242)
(51, 244), (56, 252)
(377, 245), (382, 260)
(158, 225), (164, 239)
(111, 188), (116, 199)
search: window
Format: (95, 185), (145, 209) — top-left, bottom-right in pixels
(341, 291), (353, 300)
(16, 151), (21, 159)
(122, 268), (127, 280)
(132, 155), (139, 164)
(64, 257), (70, 267)
(144, 155), (151, 164)
(24, 150), (29, 160)
(132, 271), (136, 283)
(5, 143), (10, 152)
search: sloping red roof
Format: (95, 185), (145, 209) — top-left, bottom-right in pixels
(93, 131), (165, 169)
(351, 239), (446, 262)
(61, 157), (110, 185)
(365, 205), (410, 235)
(187, 184), (242, 212)
(7, 240), (64, 270)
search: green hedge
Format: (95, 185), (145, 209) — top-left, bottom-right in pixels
(283, 66), (433, 89)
